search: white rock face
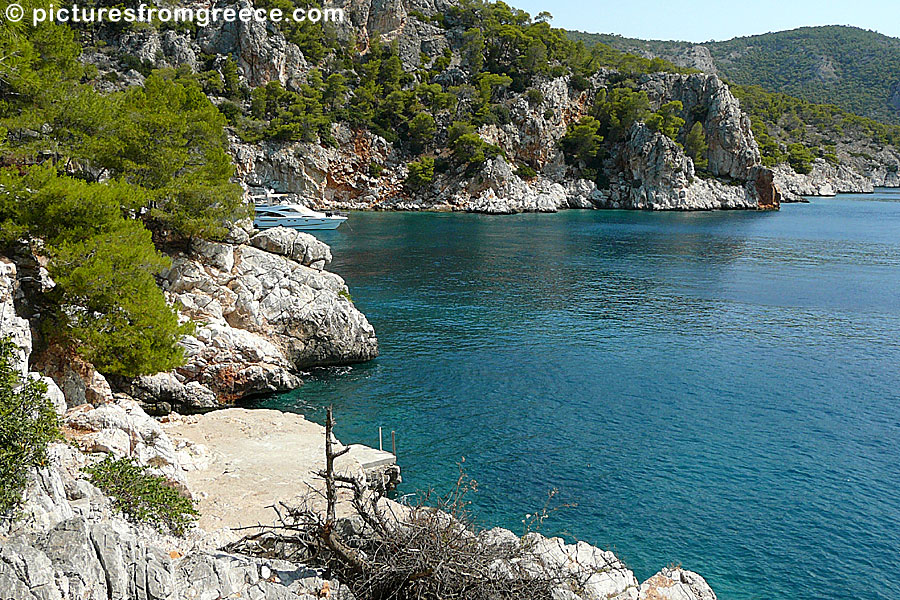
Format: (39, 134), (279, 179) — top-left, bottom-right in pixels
(639, 567), (718, 599)
(249, 227), (333, 270)
(0, 443), (353, 600)
(118, 234), (376, 411)
(600, 123), (758, 210)
(198, 0), (308, 90)
(640, 73), (761, 181)
(0, 258), (31, 376)
(773, 160), (875, 200)
(63, 397), (192, 492)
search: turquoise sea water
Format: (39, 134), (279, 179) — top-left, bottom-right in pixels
(254, 189), (900, 600)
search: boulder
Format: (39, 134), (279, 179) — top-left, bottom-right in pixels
(639, 567), (718, 600)
(250, 227), (333, 270)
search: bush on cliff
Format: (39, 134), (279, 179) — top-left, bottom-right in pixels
(646, 101), (685, 141)
(560, 116), (604, 179)
(405, 157), (435, 191)
(0, 338), (61, 515)
(86, 456), (198, 536)
(0, 167), (192, 377)
(685, 121), (710, 171)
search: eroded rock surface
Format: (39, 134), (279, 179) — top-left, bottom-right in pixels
(115, 228), (377, 412)
(0, 444), (354, 600)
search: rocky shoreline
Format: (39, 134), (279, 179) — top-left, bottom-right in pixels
(1, 402), (717, 600)
(1, 230), (719, 600)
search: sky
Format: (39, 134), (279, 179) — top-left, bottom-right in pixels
(509, 0), (900, 42)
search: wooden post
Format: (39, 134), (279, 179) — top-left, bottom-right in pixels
(391, 430), (396, 457)
(379, 426), (383, 451)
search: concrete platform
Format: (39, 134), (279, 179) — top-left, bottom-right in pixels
(162, 408), (396, 532)
(347, 444), (396, 470)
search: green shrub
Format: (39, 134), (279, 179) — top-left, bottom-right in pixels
(526, 88), (544, 106)
(217, 101), (242, 124)
(405, 157), (435, 191)
(515, 164), (538, 179)
(86, 456), (198, 536)
(450, 133), (503, 167)
(408, 112), (437, 154)
(0, 338), (61, 514)
(570, 74), (590, 91)
(368, 162), (384, 178)
(646, 100), (685, 141)
(787, 143), (816, 174)
(560, 116), (604, 177)
(685, 121), (709, 170)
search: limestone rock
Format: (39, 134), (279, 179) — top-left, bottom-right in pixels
(32, 345), (115, 408)
(773, 160), (874, 200)
(607, 123), (760, 210)
(0, 444), (353, 600)
(639, 567), (717, 600)
(520, 532), (641, 600)
(639, 73), (760, 180)
(0, 258), (31, 376)
(250, 227), (333, 270)
(198, 0), (308, 90)
(63, 397), (190, 491)
(120, 235), (378, 409)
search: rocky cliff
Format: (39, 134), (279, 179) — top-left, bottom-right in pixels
(228, 70), (779, 213)
(84, 0), (783, 214)
(2, 227), (377, 415)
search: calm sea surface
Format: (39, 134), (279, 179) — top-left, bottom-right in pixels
(254, 189), (900, 600)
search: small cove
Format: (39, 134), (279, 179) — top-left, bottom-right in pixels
(254, 190), (900, 600)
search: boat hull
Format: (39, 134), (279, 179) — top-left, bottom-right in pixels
(253, 216), (347, 230)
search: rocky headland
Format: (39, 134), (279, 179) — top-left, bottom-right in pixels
(78, 0), (797, 215)
(80, 0), (899, 215)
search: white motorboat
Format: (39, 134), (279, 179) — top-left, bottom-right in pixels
(253, 203), (348, 230)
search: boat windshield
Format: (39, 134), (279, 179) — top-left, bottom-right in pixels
(255, 204), (322, 217)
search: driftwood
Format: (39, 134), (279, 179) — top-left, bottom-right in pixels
(230, 406), (584, 600)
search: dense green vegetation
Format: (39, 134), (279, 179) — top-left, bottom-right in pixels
(730, 84), (900, 170)
(211, 0), (693, 168)
(0, 11), (244, 377)
(570, 26), (900, 125)
(86, 456), (198, 535)
(0, 338), (60, 514)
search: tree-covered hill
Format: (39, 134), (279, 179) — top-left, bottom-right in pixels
(568, 26), (900, 125)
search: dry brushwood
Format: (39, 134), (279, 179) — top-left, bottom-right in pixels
(230, 406), (588, 600)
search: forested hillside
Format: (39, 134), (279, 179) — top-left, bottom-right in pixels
(570, 26), (900, 125)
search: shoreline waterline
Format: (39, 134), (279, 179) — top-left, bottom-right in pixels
(253, 190), (900, 600)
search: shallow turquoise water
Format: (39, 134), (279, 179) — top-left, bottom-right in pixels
(254, 190), (900, 600)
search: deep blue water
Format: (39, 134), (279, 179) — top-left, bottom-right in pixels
(253, 190), (900, 600)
